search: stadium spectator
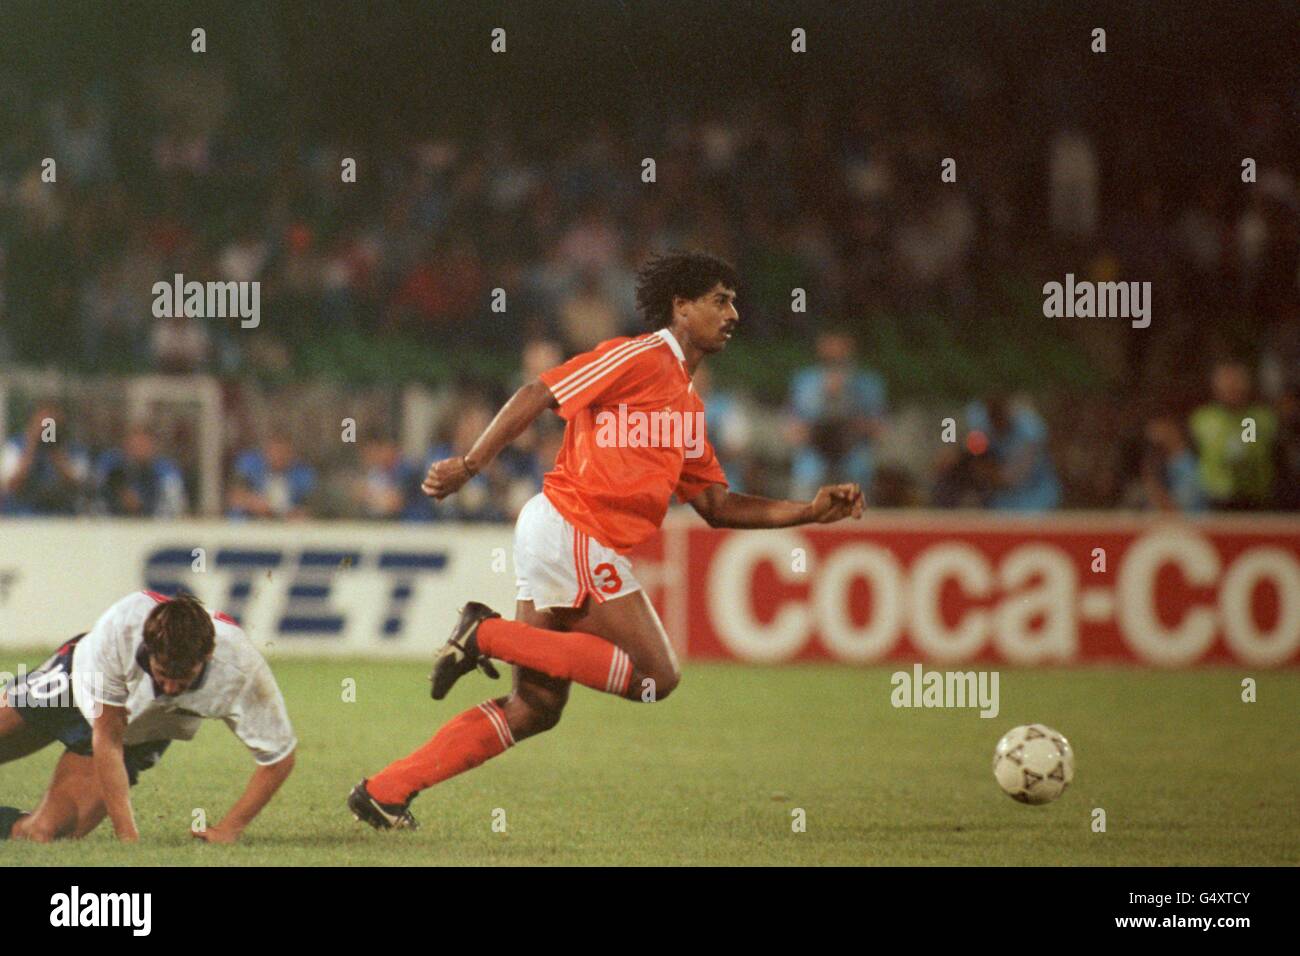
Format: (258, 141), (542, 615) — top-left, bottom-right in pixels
(388, 240), (485, 333)
(558, 268), (621, 353)
(505, 340), (569, 497)
(510, 338), (567, 460)
(96, 423), (187, 517)
(692, 363), (755, 493)
(892, 189), (977, 314)
(151, 313), (212, 373)
(515, 338), (565, 392)
(419, 401), (518, 523)
(958, 395), (1062, 511)
(1049, 127), (1100, 244)
(80, 249), (155, 370)
(930, 442), (984, 509)
(0, 405), (91, 516)
(1189, 360), (1278, 510)
(48, 97), (113, 185)
(226, 432), (318, 520)
(1135, 414), (1205, 513)
(786, 329), (887, 502)
(557, 201), (623, 273)
(870, 463), (924, 508)
(348, 430), (422, 521)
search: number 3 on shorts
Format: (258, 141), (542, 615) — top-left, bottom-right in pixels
(592, 562), (623, 595)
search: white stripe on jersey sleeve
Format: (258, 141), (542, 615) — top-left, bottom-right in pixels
(551, 336), (664, 404)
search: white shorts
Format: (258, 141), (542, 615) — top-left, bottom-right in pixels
(514, 492), (641, 610)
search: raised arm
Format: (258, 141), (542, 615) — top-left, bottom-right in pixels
(422, 378), (558, 500)
(689, 482), (864, 529)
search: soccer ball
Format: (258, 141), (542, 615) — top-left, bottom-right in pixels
(993, 724), (1074, 805)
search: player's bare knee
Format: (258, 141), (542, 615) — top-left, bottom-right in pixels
(658, 669), (681, 700)
(527, 702), (563, 735)
(24, 817), (65, 843)
(502, 693), (564, 739)
(640, 668), (680, 702)
(514, 703), (562, 738)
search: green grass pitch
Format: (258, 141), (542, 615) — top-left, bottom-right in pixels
(2, 657), (1296, 865)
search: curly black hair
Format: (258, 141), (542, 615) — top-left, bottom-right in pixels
(634, 251), (738, 329)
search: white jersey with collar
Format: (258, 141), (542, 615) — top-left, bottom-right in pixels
(70, 590), (297, 765)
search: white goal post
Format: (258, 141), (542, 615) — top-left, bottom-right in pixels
(125, 375), (224, 516)
(0, 370), (224, 517)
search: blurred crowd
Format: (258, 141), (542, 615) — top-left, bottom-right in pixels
(2, 52), (1300, 519)
(4, 79), (1299, 376)
(5, 340), (1298, 519)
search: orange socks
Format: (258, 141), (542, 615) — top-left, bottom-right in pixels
(368, 700), (514, 804)
(477, 618), (633, 697)
(366, 620), (636, 805)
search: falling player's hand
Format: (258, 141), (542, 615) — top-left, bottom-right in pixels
(422, 456), (475, 500)
(192, 824), (240, 844)
(809, 483), (864, 523)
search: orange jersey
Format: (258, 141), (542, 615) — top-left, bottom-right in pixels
(538, 328), (728, 552)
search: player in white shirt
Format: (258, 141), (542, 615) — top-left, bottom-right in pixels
(0, 590), (296, 843)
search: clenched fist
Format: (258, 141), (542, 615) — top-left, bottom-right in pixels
(421, 456), (476, 500)
(808, 483), (865, 523)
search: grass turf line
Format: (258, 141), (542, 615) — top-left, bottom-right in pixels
(1, 658), (1295, 866)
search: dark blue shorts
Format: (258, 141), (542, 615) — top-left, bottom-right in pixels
(2, 635), (169, 786)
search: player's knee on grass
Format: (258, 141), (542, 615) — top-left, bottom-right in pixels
(25, 824), (56, 843)
(22, 814), (70, 843)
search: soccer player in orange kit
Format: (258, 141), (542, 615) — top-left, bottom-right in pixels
(347, 251), (864, 829)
